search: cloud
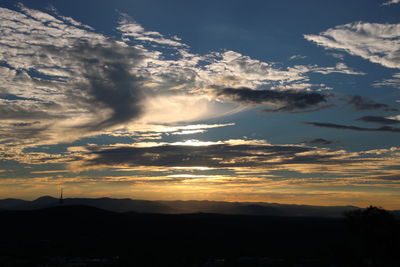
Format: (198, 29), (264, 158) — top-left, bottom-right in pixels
(304, 22), (400, 69)
(0, 4), (393, 165)
(68, 140), (338, 171)
(357, 116), (400, 125)
(117, 13), (187, 48)
(373, 73), (400, 89)
(0, 5), (333, 137)
(122, 123), (235, 140)
(310, 63), (366, 75)
(51, 40), (146, 130)
(303, 121), (400, 132)
(0, 5), (117, 144)
(326, 53), (345, 60)
(289, 55), (306, 60)
(215, 87), (329, 112)
(382, 0), (400, 6)
(62, 140), (400, 183)
(46, 6), (94, 31)
(201, 50), (310, 89)
(388, 114), (400, 120)
(302, 138), (334, 145)
(2, 134), (399, 193)
(345, 95), (398, 112)
(369, 174), (400, 181)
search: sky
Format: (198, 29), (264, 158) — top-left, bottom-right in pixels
(0, 0), (399, 209)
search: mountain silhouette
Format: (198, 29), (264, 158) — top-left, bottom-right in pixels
(0, 196), (367, 217)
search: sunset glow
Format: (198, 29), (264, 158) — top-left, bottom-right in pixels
(0, 0), (399, 209)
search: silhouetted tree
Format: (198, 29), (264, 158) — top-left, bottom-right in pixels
(343, 206), (399, 266)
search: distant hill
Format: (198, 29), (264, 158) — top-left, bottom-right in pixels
(0, 196), (366, 217)
(160, 200), (360, 217)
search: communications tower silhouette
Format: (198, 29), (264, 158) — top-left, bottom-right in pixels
(59, 187), (64, 205)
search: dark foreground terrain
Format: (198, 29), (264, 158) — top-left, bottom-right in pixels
(0, 205), (399, 267)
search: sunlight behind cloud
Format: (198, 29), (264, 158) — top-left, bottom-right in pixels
(138, 93), (244, 123)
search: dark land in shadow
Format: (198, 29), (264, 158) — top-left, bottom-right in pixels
(0, 197), (399, 267)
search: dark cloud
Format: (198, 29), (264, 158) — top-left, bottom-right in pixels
(76, 142), (355, 170)
(346, 95), (398, 112)
(11, 121), (40, 127)
(0, 100), (61, 120)
(303, 122), (400, 133)
(302, 138), (333, 145)
(0, 94), (40, 102)
(371, 175), (400, 181)
(45, 40), (145, 130)
(357, 116), (400, 125)
(215, 87), (329, 112)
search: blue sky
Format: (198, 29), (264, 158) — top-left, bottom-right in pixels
(0, 0), (399, 208)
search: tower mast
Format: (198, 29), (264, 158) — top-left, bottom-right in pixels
(59, 187), (64, 205)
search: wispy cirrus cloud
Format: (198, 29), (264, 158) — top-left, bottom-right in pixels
(373, 73), (400, 89)
(304, 22), (400, 69)
(117, 13), (186, 48)
(289, 55), (306, 61)
(382, 0), (400, 6)
(310, 62), (365, 75)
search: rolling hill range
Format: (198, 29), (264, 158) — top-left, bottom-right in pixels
(0, 196), (370, 217)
